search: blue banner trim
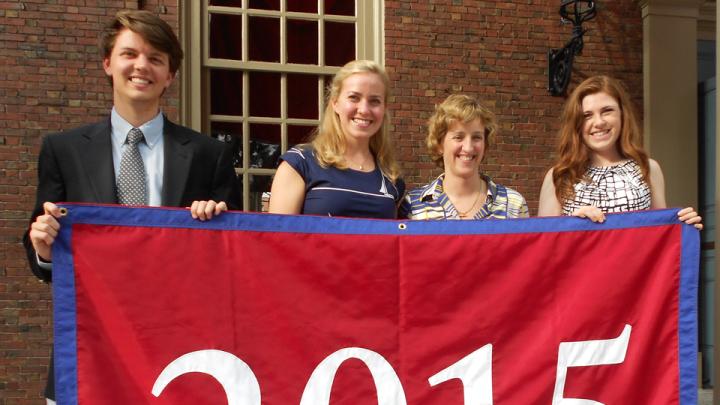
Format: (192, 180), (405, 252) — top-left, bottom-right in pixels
(679, 224), (700, 404)
(53, 214), (78, 405)
(56, 203), (682, 235)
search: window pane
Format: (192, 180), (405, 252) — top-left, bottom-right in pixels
(249, 174), (272, 212)
(325, 0), (354, 16)
(287, 19), (318, 64)
(287, 74), (319, 119)
(288, 0), (318, 13)
(210, 122), (242, 169)
(201, 0), (367, 212)
(249, 17), (280, 62)
(209, 14), (243, 60)
(249, 72), (280, 117)
(210, 69), (243, 116)
(249, 124), (281, 168)
(249, 0), (279, 10)
(324, 22), (354, 66)
(288, 125), (316, 146)
(210, 0), (242, 6)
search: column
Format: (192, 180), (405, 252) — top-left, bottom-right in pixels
(640, 0), (702, 208)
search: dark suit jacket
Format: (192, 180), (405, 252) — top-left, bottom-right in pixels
(24, 116), (240, 282)
(23, 116), (240, 399)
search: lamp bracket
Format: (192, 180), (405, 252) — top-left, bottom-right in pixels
(548, 1), (597, 96)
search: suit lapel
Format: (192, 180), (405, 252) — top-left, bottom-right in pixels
(162, 118), (193, 207)
(81, 119), (117, 203)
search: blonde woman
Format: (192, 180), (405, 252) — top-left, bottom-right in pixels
(403, 94), (528, 220)
(268, 60), (404, 218)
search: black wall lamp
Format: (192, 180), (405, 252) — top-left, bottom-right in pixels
(548, 0), (597, 96)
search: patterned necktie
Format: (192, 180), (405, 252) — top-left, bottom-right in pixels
(117, 128), (148, 206)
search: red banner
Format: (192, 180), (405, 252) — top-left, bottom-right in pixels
(52, 205), (699, 404)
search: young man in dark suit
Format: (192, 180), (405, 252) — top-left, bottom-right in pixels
(24, 10), (240, 403)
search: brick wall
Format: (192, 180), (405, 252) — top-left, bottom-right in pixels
(386, 0), (643, 208)
(0, 0), (642, 402)
(0, 1), (179, 402)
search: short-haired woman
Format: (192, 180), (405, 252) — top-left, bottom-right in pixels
(403, 94), (528, 220)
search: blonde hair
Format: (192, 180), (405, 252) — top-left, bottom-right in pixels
(310, 60), (400, 181)
(552, 75), (648, 201)
(426, 94), (498, 167)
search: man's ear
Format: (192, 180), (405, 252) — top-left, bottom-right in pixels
(164, 71), (176, 90)
(102, 58), (112, 76)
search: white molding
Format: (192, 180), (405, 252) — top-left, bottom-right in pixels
(640, 0), (704, 18)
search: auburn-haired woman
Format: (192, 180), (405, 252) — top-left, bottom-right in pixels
(538, 75), (701, 229)
(268, 60), (404, 218)
(403, 94), (529, 220)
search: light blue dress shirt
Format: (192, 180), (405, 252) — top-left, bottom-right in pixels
(110, 108), (165, 206)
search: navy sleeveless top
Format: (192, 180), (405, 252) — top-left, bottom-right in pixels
(280, 146), (405, 219)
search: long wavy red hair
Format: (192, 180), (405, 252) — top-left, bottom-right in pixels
(552, 75), (649, 201)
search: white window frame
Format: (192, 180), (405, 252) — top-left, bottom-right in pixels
(179, 0), (384, 211)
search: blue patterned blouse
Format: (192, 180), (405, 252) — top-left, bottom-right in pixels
(401, 174), (529, 220)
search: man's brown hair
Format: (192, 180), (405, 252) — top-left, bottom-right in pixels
(100, 10), (183, 75)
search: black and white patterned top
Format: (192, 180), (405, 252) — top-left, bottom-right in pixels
(562, 160), (651, 215)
